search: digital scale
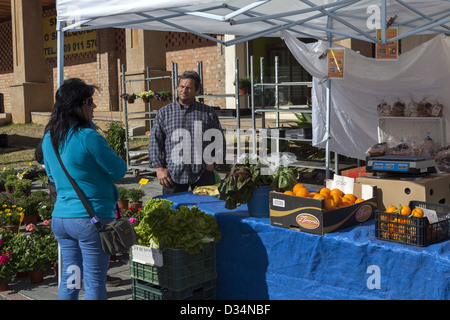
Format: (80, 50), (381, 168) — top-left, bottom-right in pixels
(366, 155), (439, 176)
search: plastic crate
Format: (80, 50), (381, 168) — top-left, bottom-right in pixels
(129, 241), (216, 290)
(131, 278), (216, 300)
(375, 201), (450, 246)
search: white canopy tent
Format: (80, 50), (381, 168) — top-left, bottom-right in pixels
(55, 0), (450, 176)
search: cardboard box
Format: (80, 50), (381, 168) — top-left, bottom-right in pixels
(269, 180), (377, 235)
(356, 173), (450, 212)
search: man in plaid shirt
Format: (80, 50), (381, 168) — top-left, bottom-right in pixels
(149, 71), (225, 194)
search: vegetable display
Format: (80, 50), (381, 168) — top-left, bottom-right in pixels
(218, 157), (298, 210)
(134, 198), (221, 255)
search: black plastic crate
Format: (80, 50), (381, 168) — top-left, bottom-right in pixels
(375, 201), (450, 246)
(131, 278), (216, 300)
(129, 241), (216, 290)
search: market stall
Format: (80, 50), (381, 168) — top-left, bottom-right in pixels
(54, 0), (450, 300)
(156, 191), (450, 300)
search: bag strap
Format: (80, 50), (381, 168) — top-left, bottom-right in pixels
(51, 139), (103, 230)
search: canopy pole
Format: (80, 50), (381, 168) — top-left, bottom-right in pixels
(56, 19), (65, 288)
(56, 20), (65, 88)
(324, 19), (333, 180)
(250, 55), (257, 156)
(381, 0), (387, 42)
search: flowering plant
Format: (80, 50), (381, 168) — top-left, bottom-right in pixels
(0, 203), (24, 226)
(154, 91), (172, 102)
(13, 178), (32, 193)
(31, 225), (58, 265)
(7, 225), (55, 272)
(0, 250), (15, 282)
(37, 199), (54, 221)
(139, 90), (155, 100)
(117, 208), (142, 226)
(13, 190), (48, 217)
(120, 93), (138, 101)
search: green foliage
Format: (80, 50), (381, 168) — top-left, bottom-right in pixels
(116, 185), (130, 201)
(120, 208), (142, 225)
(105, 121), (126, 160)
(234, 77), (252, 89)
(218, 157), (298, 209)
(154, 91), (172, 102)
(36, 174), (49, 185)
(4, 175), (18, 191)
(1, 169), (19, 180)
(0, 202), (24, 226)
(293, 112), (312, 129)
(13, 179), (32, 193)
(120, 93), (138, 101)
(134, 198), (221, 254)
(138, 90), (155, 99)
(0, 249), (15, 283)
(37, 199), (54, 221)
(128, 188), (145, 203)
(6, 225), (57, 271)
(13, 190), (49, 217)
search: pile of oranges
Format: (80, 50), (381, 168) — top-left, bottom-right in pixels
(283, 183), (364, 211)
(379, 205), (425, 243)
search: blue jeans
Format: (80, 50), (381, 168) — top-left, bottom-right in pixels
(52, 217), (113, 300)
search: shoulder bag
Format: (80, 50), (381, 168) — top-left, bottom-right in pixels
(51, 140), (138, 255)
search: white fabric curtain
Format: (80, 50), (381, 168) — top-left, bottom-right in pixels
(282, 30), (450, 160)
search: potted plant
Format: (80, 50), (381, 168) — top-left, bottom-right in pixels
(0, 250), (14, 291)
(14, 225), (53, 284)
(14, 191), (45, 226)
(0, 228), (16, 291)
(13, 178), (32, 195)
(32, 225), (58, 276)
(36, 174), (49, 188)
(37, 199), (54, 222)
(116, 185), (130, 211)
(4, 175), (17, 193)
(234, 77), (252, 95)
(139, 90), (155, 103)
(119, 208), (142, 226)
(120, 93), (138, 103)
(104, 122), (126, 160)
(128, 188), (145, 213)
(0, 203), (24, 234)
(154, 90), (172, 102)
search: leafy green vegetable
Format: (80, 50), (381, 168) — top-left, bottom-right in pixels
(218, 157), (298, 209)
(270, 165), (298, 191)
(134, 198), (221, 255)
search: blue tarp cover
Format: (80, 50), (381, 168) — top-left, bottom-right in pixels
(157, 191), (450, 300)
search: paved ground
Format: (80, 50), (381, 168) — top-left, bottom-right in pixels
(0, 164), (324, 300)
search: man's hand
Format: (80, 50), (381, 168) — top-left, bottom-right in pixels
(155, 167), (173, 188)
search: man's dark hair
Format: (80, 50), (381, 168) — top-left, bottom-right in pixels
(179, 71), (201, 91)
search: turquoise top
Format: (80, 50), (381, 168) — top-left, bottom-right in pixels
(42, 127), (127, 219)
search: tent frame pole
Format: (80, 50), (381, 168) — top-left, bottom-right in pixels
(56, 18), (65, 287)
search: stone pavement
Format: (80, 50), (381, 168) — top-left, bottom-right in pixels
(0, 168), (323, 300)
